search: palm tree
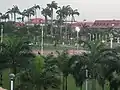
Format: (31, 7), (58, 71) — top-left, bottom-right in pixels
(56, 50), (72, 90)
(6, 8), (13, 21)
(41, 7), (51, 35)
(26, 8), (35, 22)
(20, 9), (28, 22)
(0, 13), (2, 22)
(69, 8), (80, 22)
(12, 5), (21, 22)
(78, 40), (119, 90)
(1, 36), (34, 74)
(31, 4), (40, 20)
(56, 5), (71, 40)
(19, 54), (60, 90)
(0, 14), (9, 22)
(70, 55), (88, 90)
(47, 1), (58, 36)
(6, 5), (21, 22)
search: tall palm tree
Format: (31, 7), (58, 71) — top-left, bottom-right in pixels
(41, 7), (51, 35)
(69, 8), (80, 22)
(47, 1), (58, 36)
(0, 14), (9, 22)
(12, 5), (21, 22)
(56, 5), (71, 40)
(20, 9), (28, 22)
(70, 55), (88, 90)
(56, 50), (72, 90)
(6, 5), (21, 22)
(26, 8), (35, 22)
(31, 4), (40, 20)
(0, 13), (2, 22)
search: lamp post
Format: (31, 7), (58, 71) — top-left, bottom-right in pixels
(75, 27), (80, 51)
(110, 34), (113, 48)
(9, 73), (15, 90)
(109, 24), (114, 48)
(0, 24), (3, 86)
(41, 24), (44, 55)
(85, 65), (88, 90)
(1, 24), (3, 44)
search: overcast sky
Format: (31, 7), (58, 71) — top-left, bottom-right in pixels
(1, 0), (120, 21)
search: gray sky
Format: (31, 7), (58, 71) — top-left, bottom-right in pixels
(1, 0), (120, 21)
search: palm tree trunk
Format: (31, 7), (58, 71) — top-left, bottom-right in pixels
(60, 25), (62, 41)
(14, 13), (16, 22)
(0, 71), (2, 86)
(11, 13), (13, 21)
(60, 19), (63, 42)
(65, 76), (68, 90)
(50, 9), (53, 36)
(102, 84), (104, 90)
(92, 79), (96, 90)
(45, 16), (48, 35)
(35, 9), (37, 24)
(62, 75), (65, 90)
(114, 86), (118, 90)
(80, 86), (82, 90)
(22, 16), (24, 23)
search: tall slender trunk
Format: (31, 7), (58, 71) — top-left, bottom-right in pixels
(80, 86), (82, 90)
(65, 18), (68, 40)
(45, 16), (48, 35)
(62, 75), (65, 90)
(0, 71), (2, 86)
(11, 13), (13, 21)
(114, 86), (118, 90)
(65, 76), (68, 90)
(35, 9), (37, 24)
(22, 16), (24, 23)
(14, 13), (16, 22)
(60, 18), (62, 41)
(92, 79), (96, 90)
(50, 9), (53, 36)
(102, 84), (104, 90)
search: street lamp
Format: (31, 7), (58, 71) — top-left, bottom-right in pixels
(75, 27), (80, 51)
(9, 73), (15, 90)
(110, 34), (113, 48)
(109, 24), (114, 48)
(1, 24), (3, 44)
(41, 23), (44, 55)
(85, 65), (88, 90)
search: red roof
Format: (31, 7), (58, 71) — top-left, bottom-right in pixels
(71, 22), (94, 28)
(92, 20), (120, 28)
(30, 18), (45, 24)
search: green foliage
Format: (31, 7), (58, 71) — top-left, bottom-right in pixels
(33, 55), (44, 72)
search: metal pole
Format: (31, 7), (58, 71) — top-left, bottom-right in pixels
(0, 24), (3, 86)
(41, 24), (43, 55)
(85, 68), (88, 90)
(11, 80), (13, 90)
(117, 37), (120, 43)
(9, 73), (15, 90)
(77, 31), (79, 51)
(1, 24), (3, 44)
(110, 37), (113, 48)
